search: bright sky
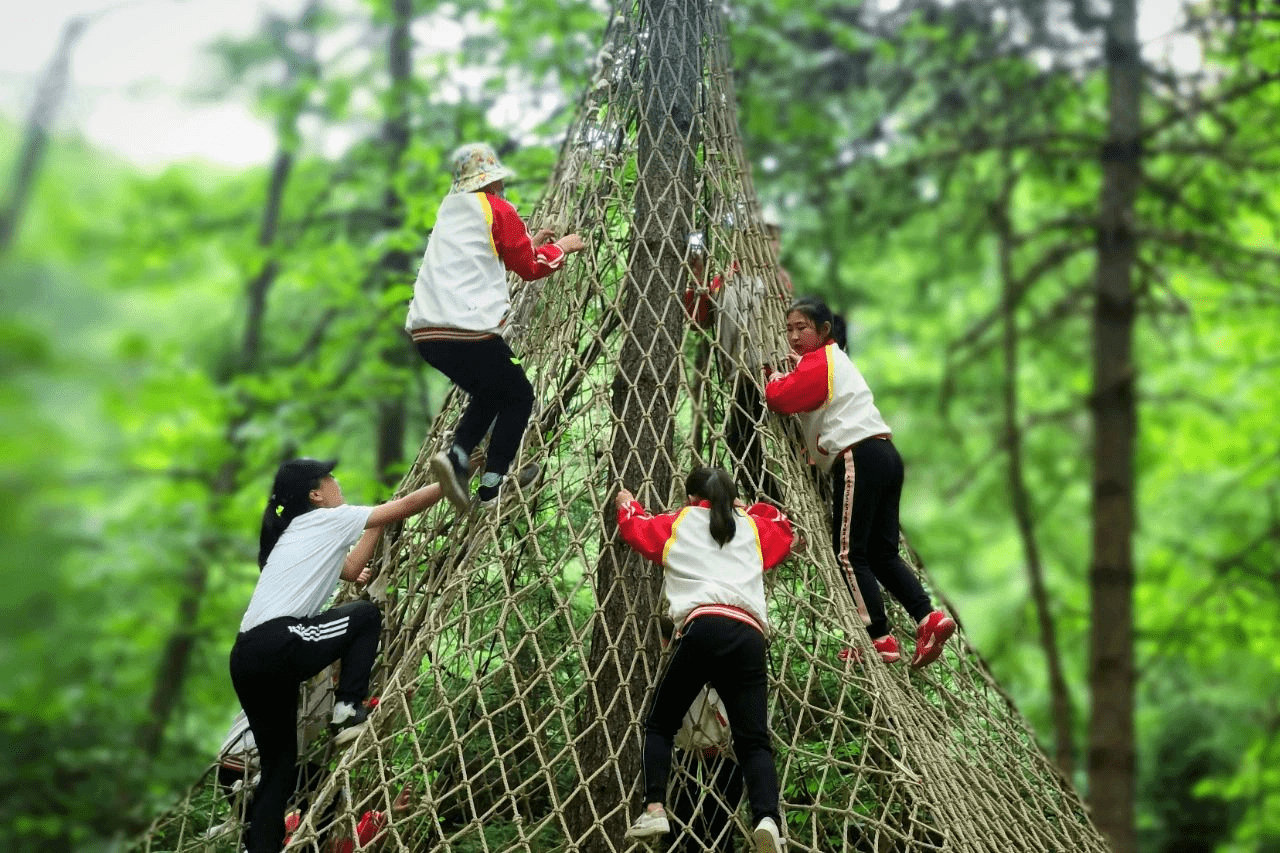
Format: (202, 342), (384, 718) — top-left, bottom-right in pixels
(0, 0), (1198, 171)
(1, 0), (313, 168)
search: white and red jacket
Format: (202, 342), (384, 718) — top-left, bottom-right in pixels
(765, 341), (891, 473)
(406, 191), (566, 342)
(617, 498), (793, 637)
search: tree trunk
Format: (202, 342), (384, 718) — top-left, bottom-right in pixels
(0, 17), (86, 254)
(991, 182), (1077, 778)
(566, 1), (703, 848)
(136, 1), (321, 761)
(136, 460), (236, 758)
(1087, 0), (1141, 848)
(240, 151), (294, 369)
(374, 0), (415, 488)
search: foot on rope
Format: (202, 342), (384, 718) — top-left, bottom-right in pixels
(331, 699), (374, 746)
(910, 611), (957, 669)
(477, 462), (540, 507)
(431, 447), (472, 513)
(625, 805), (669, 839)
(837, 634), (900, 665)
(753, 816), (784, 853)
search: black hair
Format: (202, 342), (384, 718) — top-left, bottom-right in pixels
(831, 312), (848, 350)
(257, 459), (334, 569)
(787, 296), (836, 343)
(685, 466), (739, 547)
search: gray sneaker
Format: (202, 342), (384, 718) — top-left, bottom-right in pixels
(477, 462), (540, 506)
(430, 449), (471, 512)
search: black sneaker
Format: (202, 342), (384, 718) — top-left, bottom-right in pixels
(477, 463), (540, 506)
(331, 702), (370, 745)
(430, 449), (471, 512)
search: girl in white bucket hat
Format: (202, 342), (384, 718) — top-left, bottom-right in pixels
(405, 143), (586, 511)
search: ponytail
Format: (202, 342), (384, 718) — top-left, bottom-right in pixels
(257, 491), (316, 569)
(258, 503), (287, 571)
(257, 457), (337, 569)
(685, 466), (738, 547)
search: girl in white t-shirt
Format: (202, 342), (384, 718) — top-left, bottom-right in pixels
(230, 457), (441, 853)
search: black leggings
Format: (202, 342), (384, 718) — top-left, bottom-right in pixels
(642, 616), (779, 828)
(830, 438), (931, 638)
(416, 336), (535, 477)
(724, 374), (782, 505)
(229, 600), (382, 853)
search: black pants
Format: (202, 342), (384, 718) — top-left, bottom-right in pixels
(724, 374), (782, 505)
(229, 600), (382, 853)
(643, 616), (778, 828)
(667, 752), (743, 853)
(217, 760), (333, 850)
(416, 337), (535, 477)
(830, 439), (931, 638)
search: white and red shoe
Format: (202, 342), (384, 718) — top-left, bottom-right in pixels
(873, 634), (902, 664)
(910, 611), (957, 669)
(837, 634), (901, 665)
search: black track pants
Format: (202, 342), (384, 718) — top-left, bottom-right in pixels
(642, 616), (779, 828)
(416, 337), (535, 477)
(229, 600), (381, 853)
(830, 439), (931, 638)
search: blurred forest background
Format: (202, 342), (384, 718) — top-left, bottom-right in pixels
(0, 0), (1277, 851)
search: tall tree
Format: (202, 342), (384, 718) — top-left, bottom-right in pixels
(135, 0), (326, 761)
(567, 0), (703, 848)
(1087, 0), (1142, 847)
(372, 0), (416, 487)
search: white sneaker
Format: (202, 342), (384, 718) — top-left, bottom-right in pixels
(330, 701), (370, 745)
(753, 816), (783, 853)
(625, 807), (670, 839)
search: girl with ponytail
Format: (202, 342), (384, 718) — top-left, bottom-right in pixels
(231, 457), (444, 853)
(614, 466), (794, 853)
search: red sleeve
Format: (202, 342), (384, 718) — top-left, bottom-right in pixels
(487, 195), (566, 281)
(764, 347), (830, 414)
(745, 503), (794, 571)
(616, 500), (678, 564)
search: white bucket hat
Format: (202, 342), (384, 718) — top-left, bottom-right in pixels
(450, 142), (516, 194)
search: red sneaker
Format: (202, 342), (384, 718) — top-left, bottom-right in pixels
(355, 810), (387, 847)
(873, 634), (901, 664)
(910, 611), (957, 669)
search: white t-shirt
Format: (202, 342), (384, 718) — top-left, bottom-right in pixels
(239, 504), (374, 632)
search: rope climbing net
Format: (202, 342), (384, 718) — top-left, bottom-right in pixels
(142, 1), (1109, 851)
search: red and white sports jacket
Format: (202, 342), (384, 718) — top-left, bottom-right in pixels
(617, 498), (793, 636)
(764, 341), (891, 472)
(406, 191), (566, 342)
